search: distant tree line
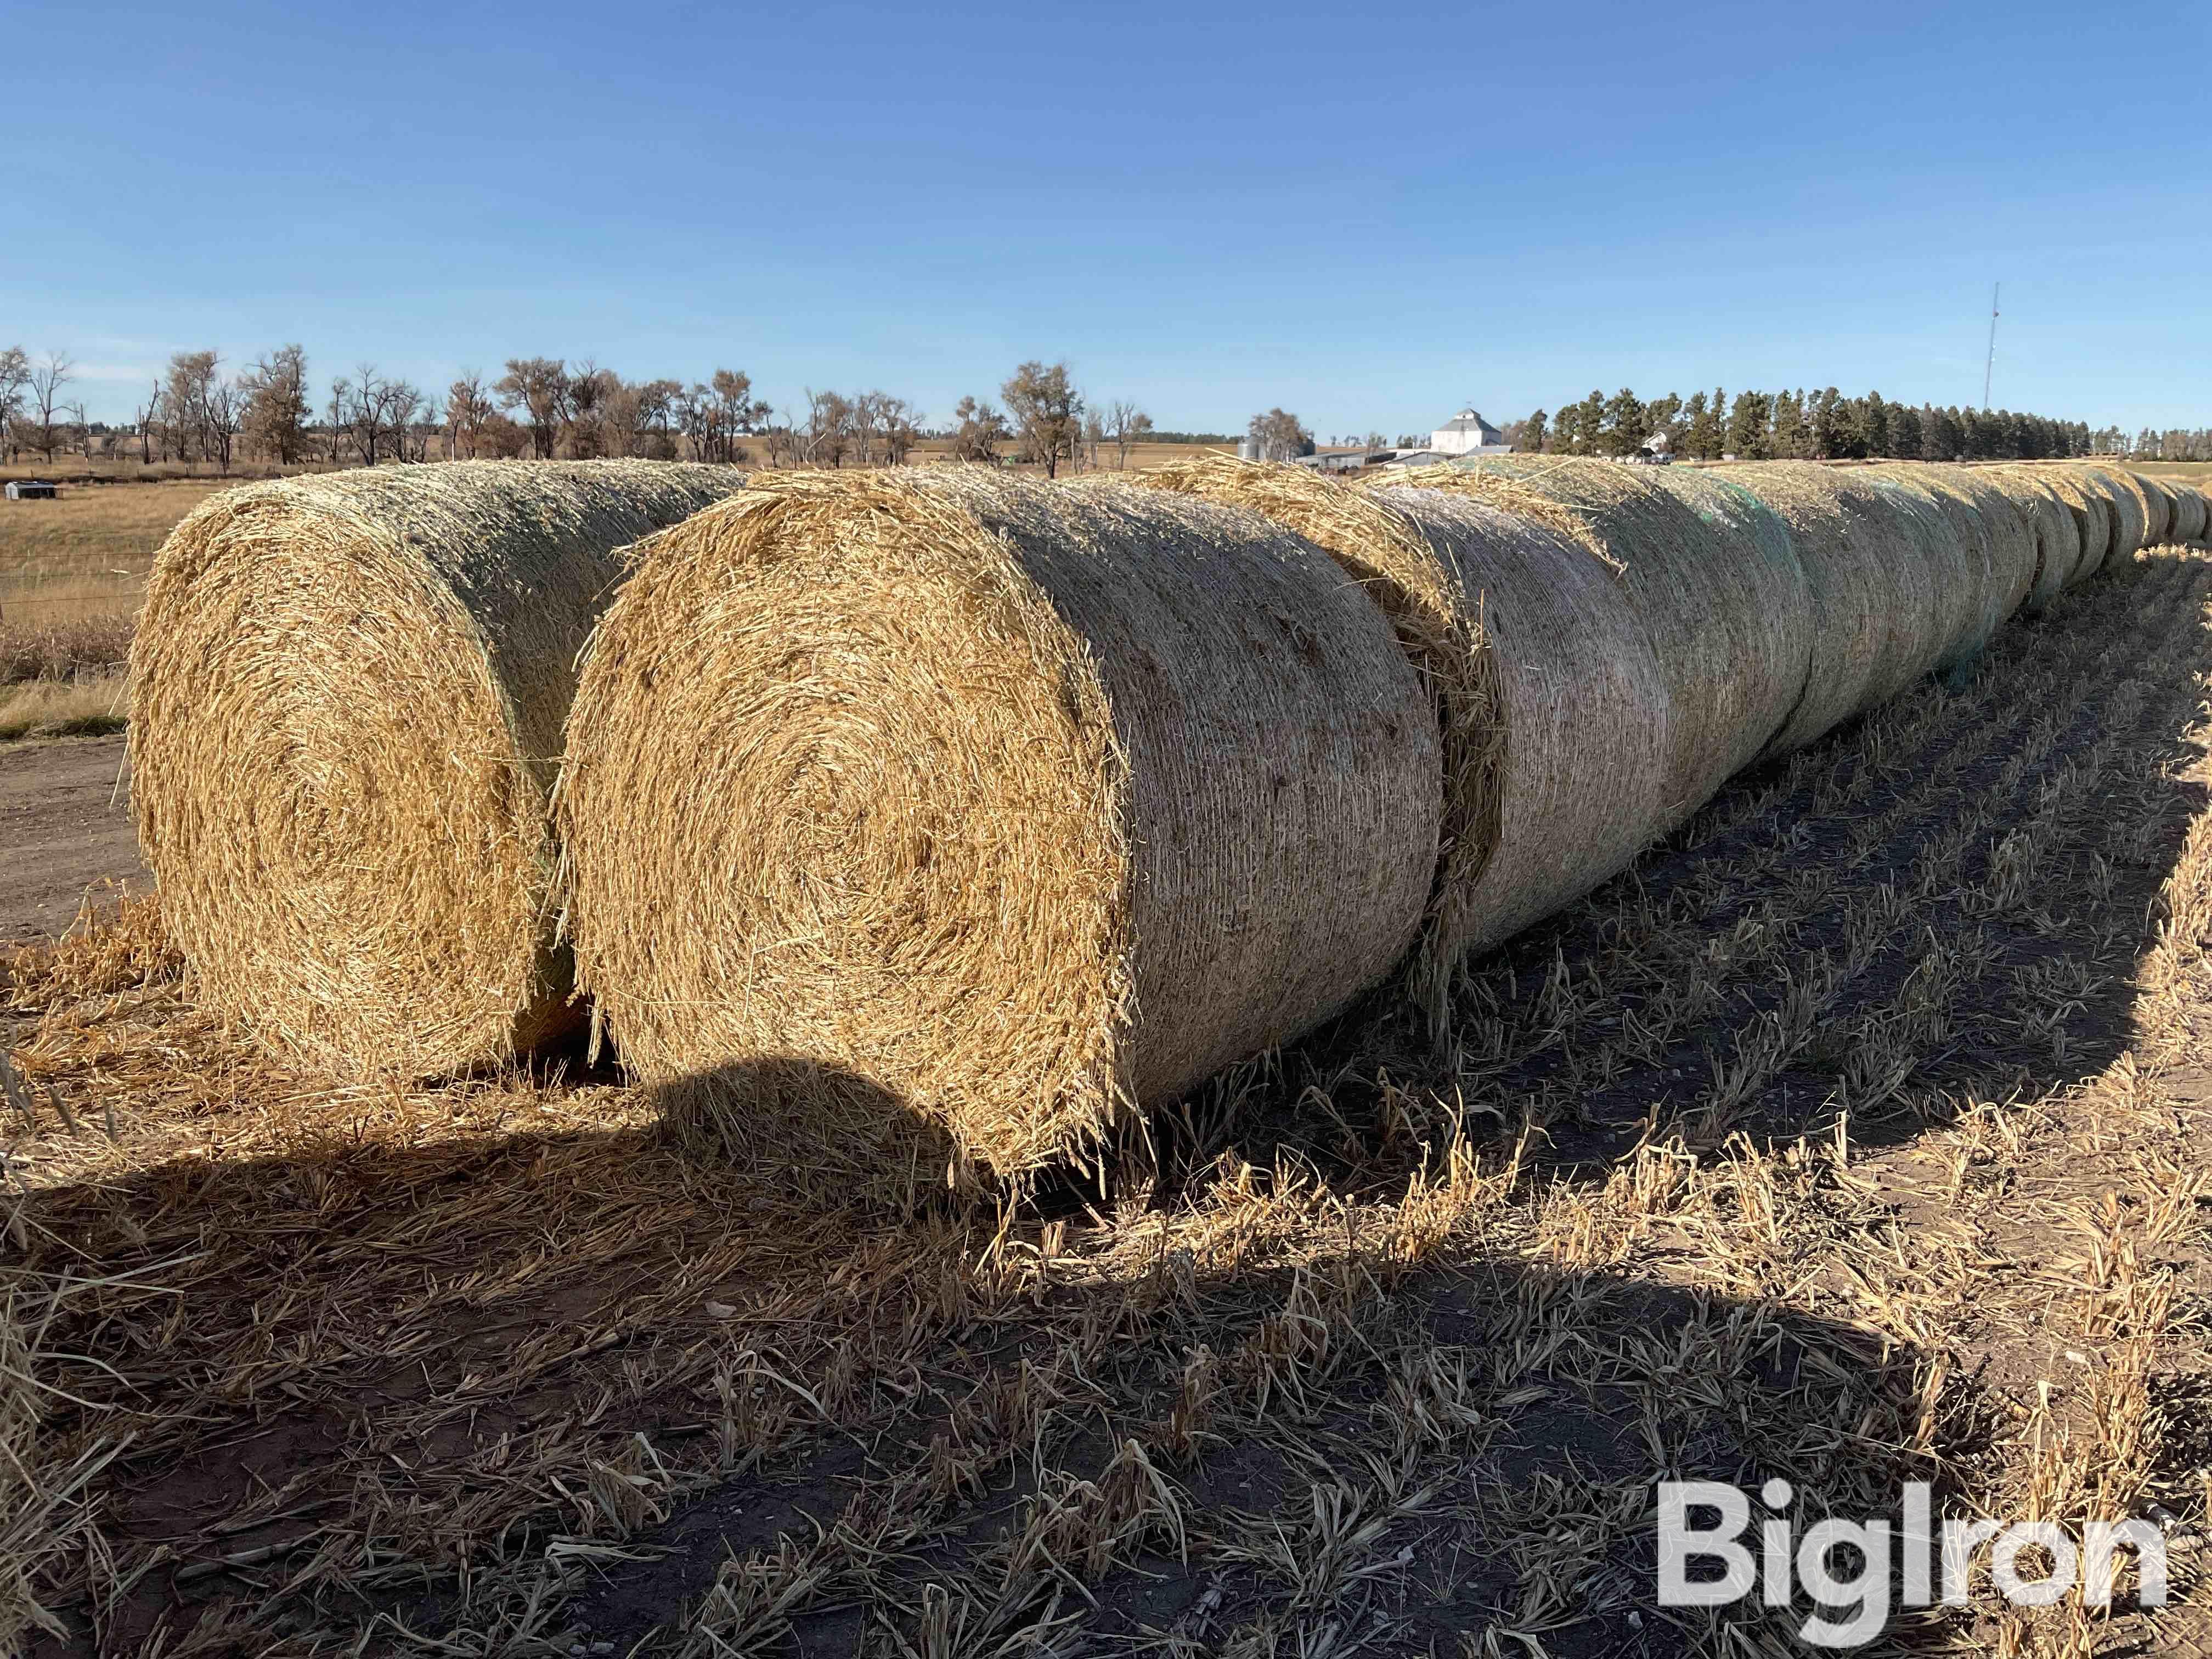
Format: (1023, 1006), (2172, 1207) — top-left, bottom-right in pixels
(0, 342), (1159, 477)
(1502, 388), (2127, 464)
(2133, 428), (2212, 462)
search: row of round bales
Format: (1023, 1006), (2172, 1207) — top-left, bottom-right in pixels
(131, 459), (2212, 1185)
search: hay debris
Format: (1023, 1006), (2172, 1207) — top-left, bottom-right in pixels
(554, 467), (1441, 1184)
(129, 460), (747, 1079)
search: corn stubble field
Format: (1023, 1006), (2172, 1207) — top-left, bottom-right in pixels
(10, 467), (2212, 1657)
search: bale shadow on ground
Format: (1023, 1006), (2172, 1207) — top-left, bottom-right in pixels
(13, 1056), (1985, 1657)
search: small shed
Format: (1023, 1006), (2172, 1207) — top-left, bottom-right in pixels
(5, 479), (59, 501)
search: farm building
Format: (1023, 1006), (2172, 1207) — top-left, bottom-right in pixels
(1428, 407), (1513, 456)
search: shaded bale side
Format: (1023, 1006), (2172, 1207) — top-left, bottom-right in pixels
(2027, 465), (2117, 583)
(1710, 463), (1942, 751)
(2159, 479), (2212, 546)
(1105, 454), (1672, 1025)
(1982, 467), (2085, 609)
(2138, 476), (2181, 545)
(1391, 457), (1812, 829)
(554, 468), (1442, 1186)
(2173, 484), (2210, 544)
(129, 460), (748, 1078)
(2080, 467), (2149, 562)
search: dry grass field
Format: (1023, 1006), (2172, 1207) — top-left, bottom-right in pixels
(9, 543), (2212, 1655)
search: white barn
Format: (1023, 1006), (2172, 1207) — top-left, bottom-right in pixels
(1429, 408), (1512, 457)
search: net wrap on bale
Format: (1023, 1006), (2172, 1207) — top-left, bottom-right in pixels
(1103, 454), (1670, 1030)
(130, 460), (748, 1077)
(554, 468), (1442, 1187)
(1386, 458), (1810, 828)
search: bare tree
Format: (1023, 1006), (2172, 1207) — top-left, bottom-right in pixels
(494, 358), (570, 459)
(1001, 360), (1082, 477)
(133, 379), (159, 466)
(0, 347), (29, 463)
(204, 377), (241, 474)
(799, 388), (852, 467)
(25, 350), (76, 464)
(383, 379), (427, 461)
(1246, 407), (1312, 462)
(446, 370), (494, 459)
(1101, 400), (1154, 470)
(950, 395), (1011, 464)
(239, 345), (311, 465)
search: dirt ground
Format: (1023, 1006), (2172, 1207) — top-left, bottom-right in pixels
(0, 734), (146, 943)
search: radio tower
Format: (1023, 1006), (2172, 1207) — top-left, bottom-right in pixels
(1982, 283), (2000, 411)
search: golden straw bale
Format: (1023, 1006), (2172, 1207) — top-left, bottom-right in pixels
(1104, 454), (1669, 1026)
(2026, 466), (2117, 582)
(129, 461), (748, 1078)
(1388, 458), (1810, 828)
(555, 468), (1442, 1185)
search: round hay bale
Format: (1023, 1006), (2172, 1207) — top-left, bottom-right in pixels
(130, 460), (748, 1078)
(1861, 463), (2033, 663)
(2107, 469), (2171, 548)
(2079, 466), (2149, 562)
(555, 468), (1442, 1186)
(1364, 484), (1674, 959)
(1103, 454), (1671, 1026)
(1982, 467), (2085, 608)
(1708, 463), (1945, 751)
(1388, 458), (1810, 828)
(2141, 476), (2181, 545)
(2025, 466), (2117, 583)
(2173, 484), (2210, 544)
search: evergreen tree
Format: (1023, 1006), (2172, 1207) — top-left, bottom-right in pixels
(1771, 390), (1805, 459)
(1685, 388), (1724, 460)
(1809, 388), (1846, 459)
(1523, 408), (1548, 453)
(1860, 392), (1891, 458)
(1601, 387), (1648, 455)
(1889, 403), (1922, 459)
(1726, 390), (1772, 459)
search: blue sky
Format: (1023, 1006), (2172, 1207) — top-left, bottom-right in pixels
(8, 0), (2208, 436)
